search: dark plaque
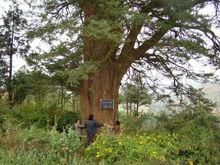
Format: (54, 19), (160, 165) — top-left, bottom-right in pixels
(100, 99), (114, 109)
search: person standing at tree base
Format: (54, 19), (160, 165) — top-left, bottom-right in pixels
(74, 119), (85, 139)
(85, 114), (103, 145)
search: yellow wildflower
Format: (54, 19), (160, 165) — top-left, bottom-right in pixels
(96, 151), (101, 158)
(188, 160), (194, 165)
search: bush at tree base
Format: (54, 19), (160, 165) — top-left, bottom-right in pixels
(85, 109), (220, 164)
(57, 111), (80, 132)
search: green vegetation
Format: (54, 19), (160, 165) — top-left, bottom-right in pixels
(0, 0), (29, 106)
(22, 0), (220, 123)
(86, 121), (219, 164)
(0, 96), (219, 164)
(0, 125), (83, 164)
(121, 71), (152, 116)
(0, 0), (220, 164)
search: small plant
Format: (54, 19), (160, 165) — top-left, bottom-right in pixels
(49, 127), (83, 154)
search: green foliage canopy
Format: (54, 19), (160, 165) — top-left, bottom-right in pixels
(25, 0), (220, 98)
(12, 69), (56, 103)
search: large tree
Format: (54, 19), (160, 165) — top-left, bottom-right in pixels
(27, 0), (220, 123)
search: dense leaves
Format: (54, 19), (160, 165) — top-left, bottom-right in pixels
(12, 70), (55, 103)
(85, 103), (220, 164)
(24, 0), (220, 103)
(57, 111), (80, 132)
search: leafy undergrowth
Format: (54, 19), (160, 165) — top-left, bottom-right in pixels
(84, 110), (220, 165)
(85, 128), (219, 164)
(0, 102), (219, 164)
(0, 122), (85, 165)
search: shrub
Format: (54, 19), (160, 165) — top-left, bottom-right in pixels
(120, 114), (146, 134)
(85, 132), (177, 164)
(56, 111), (80, 132)
(7, 96), (61, 128)
(171, 119), (219, 164)
(154, 104), (220, 164)
(0, 125), (85, 164)
(85, 106), (220, 165)
(49, 127), (83, 154)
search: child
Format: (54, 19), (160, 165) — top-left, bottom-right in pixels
(112, 120), (121, 135)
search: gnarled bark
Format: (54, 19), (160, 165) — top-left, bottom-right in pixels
(80, 63), (124, 124)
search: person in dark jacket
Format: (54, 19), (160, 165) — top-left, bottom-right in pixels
(85, 114), (102, 145)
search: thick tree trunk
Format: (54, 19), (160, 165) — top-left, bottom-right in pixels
(80, 64), (122, 124)
(80, 2), (129, 124)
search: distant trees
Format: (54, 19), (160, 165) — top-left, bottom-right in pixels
(12, 68), (81, 112)
(122, 71), (152, 116)
(12, 70), (55, 103)
(0, 1), (29, 106)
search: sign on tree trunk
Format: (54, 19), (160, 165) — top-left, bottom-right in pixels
(100, 99), (114, 109)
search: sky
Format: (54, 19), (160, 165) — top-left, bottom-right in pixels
(0, 1), (220, 79)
